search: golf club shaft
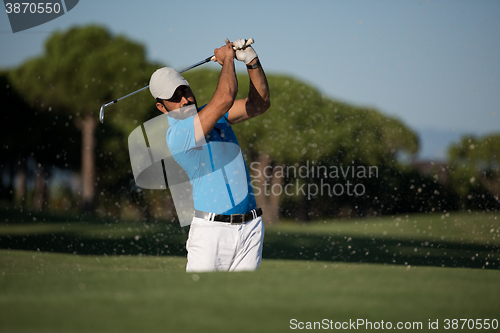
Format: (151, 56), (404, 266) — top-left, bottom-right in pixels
(99, 38), (254, 123)
(98, 56), (212, 123)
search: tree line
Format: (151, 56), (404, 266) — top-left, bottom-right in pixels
(1, 25), (498, 222)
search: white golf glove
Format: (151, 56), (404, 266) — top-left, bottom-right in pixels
(233, 38), (257, 65)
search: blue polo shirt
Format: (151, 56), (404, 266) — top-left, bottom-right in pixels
(166, 106), (256, 215)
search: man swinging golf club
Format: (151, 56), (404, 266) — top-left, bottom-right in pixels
(149, 39), (270, 272)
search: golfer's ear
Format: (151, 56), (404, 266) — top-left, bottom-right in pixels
(156, 102), (167, 114)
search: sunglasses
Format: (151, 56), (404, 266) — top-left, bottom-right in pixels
(167, 85), (192, 103)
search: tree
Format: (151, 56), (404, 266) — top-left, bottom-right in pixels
(186, 70), (419, 222)
(236, 74), (419, 221)
(2, 71), (80, 210)
(0, 72), (33, 204)
(448, 134), (500, 210)
(9, 25), (158, 212)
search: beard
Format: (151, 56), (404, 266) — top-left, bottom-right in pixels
(166, 102), (198, 120)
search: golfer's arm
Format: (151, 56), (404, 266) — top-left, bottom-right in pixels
(227, 58), (270, 125)
(196, 58), (238, 137)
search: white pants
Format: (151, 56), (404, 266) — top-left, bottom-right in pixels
(186, 216), (264, 272)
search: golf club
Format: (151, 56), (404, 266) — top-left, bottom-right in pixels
(99, 38), (254, 123)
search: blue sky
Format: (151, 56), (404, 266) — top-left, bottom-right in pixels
(1, 0), (499, 159)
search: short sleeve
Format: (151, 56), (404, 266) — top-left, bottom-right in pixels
(166, 115), (197, 155)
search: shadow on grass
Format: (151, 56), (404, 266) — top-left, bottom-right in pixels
(263, 230), (499, 270)
(0, 209), (498, 270)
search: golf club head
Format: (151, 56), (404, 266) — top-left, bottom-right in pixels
(99, 105), (105, 123)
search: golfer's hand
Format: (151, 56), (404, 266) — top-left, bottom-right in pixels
(233, 38), (257, 65)
(213, 43), (235, 66)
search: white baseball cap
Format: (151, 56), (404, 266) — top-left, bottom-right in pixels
(149, 67), (189, 100)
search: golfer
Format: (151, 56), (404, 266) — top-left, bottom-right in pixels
(149, 39), (270, 272)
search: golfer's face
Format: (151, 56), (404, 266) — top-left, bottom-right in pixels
(163, 85), (196, 111)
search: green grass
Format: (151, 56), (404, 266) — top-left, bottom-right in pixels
(1, 250), (499, 333)
(0, 210), (499, 332)
(277, 211), (500, 245)
(1, 211), (499, 268)
(265, 211), (500, 269)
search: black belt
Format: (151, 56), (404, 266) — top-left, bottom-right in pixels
(194, 208), (262, 224)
